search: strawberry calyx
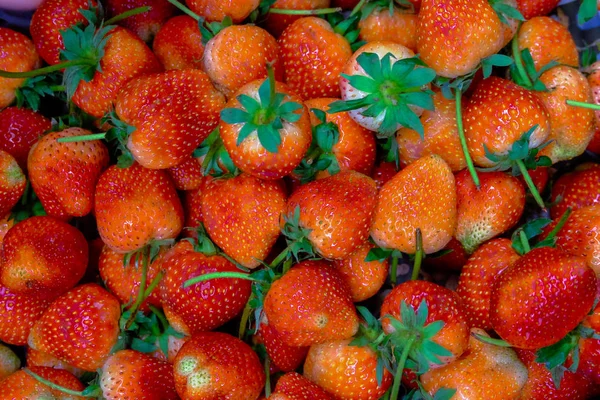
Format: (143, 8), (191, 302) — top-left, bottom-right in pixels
(15, 72), (66, 112)
(22, 368), (102, 397)
(578, 0), (597, 25)
(510, 208), (572, 256)
(220, 65), (304, 154)
(487, 0), (524, 25)
(183, 223), (250, 272)
(273, 205), (317, 267)
(510, 30), (558, 92)
(404, 384), (457, 400)
(193, 127), (239, 178)
(9, 181), (46, 223)
(326, 12), (364, 52)
(199, 16), (233, 45)
(366, 244), (403, 285)
(130, 305), (186, 357)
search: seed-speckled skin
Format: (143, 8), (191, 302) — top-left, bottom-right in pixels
(202, 174), (286, 269)
(455, 170), (525, 254)
(153, 16), (204, 71)
(371, 154), (457, 254)
(105, 0), (176, 43)
(304, 339), (392, 400)
(286, 170), (377, 259)
(0, 366), (86, 400)
(304, 98), (376, 177)
(587, 62), (600, 154)
(550, 163), (600, 219)
(264, 260), (359, 347)
(0, 343), (19, 381)
(186, 0), (260, 23)
(117, 69), (225, 169)
(516, 348), (593, 400)
(332, 242), (388, 302)
(420, 329), (528, 399)
(26, 347), (85, 378)
(0, 216), (88, 300)
(456, 238), (520, 330)
(271, 372), (335, 399)
(220, 80), (312, 180)
(381, 280), (470, 366)
(95, 163), (184, 253)
(159, 249), (252, 335)
(0, 28), (40, 109)
(0, 149), (24, 218)
(100, 350), (179, 400)
(397, 91), (466, 172)
(0, 107), (51, 171)
(183, 186), (204, 236)
(28, 128), (110, 220)
(490, 248), (597, 349)
(579, 304), (600, 385)
(173, 332), (265, 400)
(358, 8), (418, 51)
(0, 283), (50, 345)
(515, 0), (560, 19)
(28, 283), (121, 372)
(72, 27), (163, 119)
(537, 66), (596, 163)
(263, 0), (331, 38)
(463, 77), (551, 168)
(204, 25), (281, 99)
(167, 156), (204, 191)
(279, 17), (352, 100)
(517, 16), (578, 72)
(255, 318), (309, 373)
(416, 0), (504, 78)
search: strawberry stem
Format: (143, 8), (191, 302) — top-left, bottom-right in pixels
(264, 356), (272, 397)
(124, 248), (150, 329)
(566, 100), (600, 110)
(23, 368), (99, 397)
(56, 133), (106, 142)
(543, 207), (572, 243)
(350, 0), (368, 16)
(455, 88), (480, 188)
(390, 335), (416, 399)
(519, 230), (531, 253)
(269, 7), (342, 15)
(165, 0), (200, 21)
(411, 228), (423, 280)
(149, 304), (169, 330)
(511, 29), (534, 88)
(104, 6), (152, 25)
(143, 270), (165, 299)
(515, 159), (546, 209)
(184, 271), (256, 288)
(0, 60), (96, 79)
(238, 297), (253, 338)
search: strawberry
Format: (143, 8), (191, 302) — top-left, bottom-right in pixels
(112, 69), (225, 169)
(201, 174), (287, 269)
(357, 3), (418, 51)
(27, 127), (109, 220)
(420, 328), (529, 399)
(0, 283), (51, 345)
(456, 238), (521, 329)
(490, 247), (597, 349)
(159, 242), (252, 335)
(0, 107), (51, 171)
(0, 216), (88, 300)
(167, 156), (204, 191)
(0, 343), (19, 381)
(263, 259), (359, 346)
(152, 15), (204, 71)
(284, 170), (377, 259)
(95, 163), (184, 253)
(578, 303), (600, 385)
(371, 154), (457, 255)
(422, 237), (469, 272)
(219, 75), (312, 180)
(255, 317), (309, 373)
(183, 187), (204, 236)
(515, 0), (560, 19)
(303, 338), (393, 399)
(0, 149), (25, 218)
(263, 0), (332, 37)
(270, 372), (334, 399)
(100, 349), (179, 400)
(516, 16), (578, 72)
(550, 163), (600, 219)
(105, 0), (176, 42)
(278, 16), (353, 100)
(28, 283), (121, 371)
(186, 0), (260, 23)
(0, 28), (40, 109)
(371, 160), (397, 190)
(587, 61), (600, 154)
(26, 347), (85, 378)
(0, 366), (86, 400)
(536, 65), (596, 163)
(173, 331), (265, 399)
(454, 170), (526, 253)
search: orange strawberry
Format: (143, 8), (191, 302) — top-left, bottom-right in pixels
(263, 0), (332, 37)
(105, 0), (176, 42)
(95, 163), (184, 253)
(255, 318), (309, 373)
(167, 156), (204, 191)
(371, 154), (457, 254)
(152, 15), (204, 71)
(271, 372), (334, 399)
(0, 283), (51, 345)
(0, 366), (86, 400)
(0, 107), (51, 171)
(186, 0), (260, 23)
(550, 163), (600, 219)
(0, 343), (19, 381)
(173, 331), (265, 399)
(358, 4), (418, 51)
(0, 28), (40, 109)
(0, 149), (25, 218)
(26, 347), (84, 378)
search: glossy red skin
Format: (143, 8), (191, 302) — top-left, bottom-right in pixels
(0, 107), (51, 171)
(28, 283), (121, 372)
(183, 186), (204, 238)
(371, 161), (398, 191)
(153, 15), (204, 71)
(256, 320), (309, 373)
(490, 248), (597, 349)
(515, 0), (560, 19)
(173, 332), (265, 399)
(105, 0), (176, 42)
(159, 250), (252, 335)
(423, 237), (469, 272)
(0, 366), (85, 400)
(579, 303), (600, 385)
(167, 156), (204, 191)
(26, 347), (85, 378)
(550, 163), (600, 219)
(271, 372), (334, 399)
(0, 216), (89, 300)
(0, 282), (51, 345)
(0, 149), (25, 218)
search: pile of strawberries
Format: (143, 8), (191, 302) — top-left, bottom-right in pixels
(0, 0), (599, 398)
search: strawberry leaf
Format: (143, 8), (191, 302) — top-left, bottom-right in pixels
(578, 0), (598, 25)
(481, 54), (514, 79)
(489, 0), (525, 25)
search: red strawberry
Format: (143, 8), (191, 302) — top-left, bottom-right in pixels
(456, 238), (521, 329)
(173, 331), (265, 399)
(0, 107), (51, 171)
(105, 0), (176, 42)
(490, 247), (596, 349)
(263, 0), (331, 37)
(28, 283), (121, 371)
(422, 237), (469, 272)
(0, 282), (50, 346)
(264, 259), (359, 347)
(358, 6), (418, 51)
(550, 163), (600, 219)
(0, 216), (88, 300)
(255, 318), (309, 373)
(587, 61), (600, 154)
(167, 156), (204, 191)
(100, 349), (179, 399)
(26, 347), (84, 378)
(152, 15), (204, 71)
(0, 28), (40, 109)
(27, 127), (110, 220)
(183, 186), (204, 236)
(0, 366), (86, 400)
(578, 303), (600, 385)
(0, 149), (25, 218)
(270, 372), (334, 399)
(0, 343), (19, 381)
(95, 163), (184, 253)
(515, 0), (560, 19)
(371, 161), (397, 190)
(186, 0), (259, 23)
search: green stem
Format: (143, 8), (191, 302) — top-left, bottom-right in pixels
(566, 100), (600, 110)
(104, 6), (151, 25)
(267, 63), (277, 111)
(411, 229), (423, 281)
(390, 336), (416, 400)
(238, 297), (253, 339)
(455, 88), (480, 188)
(143, 270), (164, 299)
(543, 207), (572, 242)
(125, 248), (149, 329)
(149, 304), (169, 330)
(511, 29), (534, 88)
(48, 85), (66, 92)
(350, 0), (368, 16)
(268, 7), (342, 15)
(184, 272), (256, 288)
(0, 60), (95, 79)
(515, 159), (546, 209)
(390, 254), (399, 286)
(264, 356), (272, 398)
(165, 0), (200, 20)
(519, 230), (531, 254)
(23, 368), (98, 397)
(56, 133), (106, 143)
(268, 244), (292, 269)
